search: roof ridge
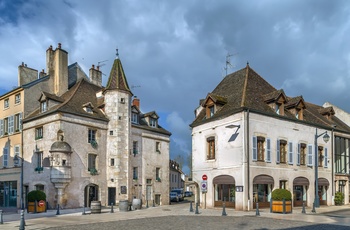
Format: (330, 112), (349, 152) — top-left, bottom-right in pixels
(55, 78), (86, 110)
(240, 64), (249, 107)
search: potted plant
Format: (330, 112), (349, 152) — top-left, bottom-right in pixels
(27, 190), (47, 213)
(334, 192), (344, 205)
(271, 189), (292, 213)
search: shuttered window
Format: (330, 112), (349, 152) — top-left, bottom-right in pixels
(307, 144), (313, 166)
(252, 136), (257, 161)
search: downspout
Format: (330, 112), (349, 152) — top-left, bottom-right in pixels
(331, 128), (334, 205)
(245, 109), (250, 210)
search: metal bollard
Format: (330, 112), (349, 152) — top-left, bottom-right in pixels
(56, 204), (60, 215)
(82, 206), (86, 215)
(0, 210), (3, 224)
(19, 210), (25, 230)
(222, 200), (227, 216)
(190, 201), (193, 212)
(195, 202), (199, 214)
(110, 203), (114, 213)
(311, 202), (316, 213)
(152, 200), (155, 207)
(256, 202), (260, 216)
(302, 201), (306, 214)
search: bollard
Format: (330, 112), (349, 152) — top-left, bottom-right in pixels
(146, 200), (149, 208)
(302, 201), (306, 214)
(110, 203), (114, 213)
(0, 210), (3, 224)
(222, 200), (227, 216)
(189, 201), (193, 212)
(82, 206), (86, 215)
(19, 210), (25, 230)
(270, 198), (272, 213)
(255, 202), (260, 216)
(56, 204), (60, 215)
(152, 200), (155, 207)
(34, 200), (37, 214)
(195, 202), (199, 214)
(311, 202), (316, 213)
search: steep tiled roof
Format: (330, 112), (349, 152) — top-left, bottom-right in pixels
(190, 64), (350, 133)
(104, 57), (132, 94)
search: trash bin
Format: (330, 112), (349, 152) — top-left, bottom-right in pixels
(119, 200), (129, 212)
(91, 201), (101, 214)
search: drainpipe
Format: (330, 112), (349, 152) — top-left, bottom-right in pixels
(331, 128), (334, 205)
(245, 109), (250, 210)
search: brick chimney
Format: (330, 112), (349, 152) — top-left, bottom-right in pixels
(132, 96), (140, 109)
(46, 43), (68, 96)
(18, 62), (38, 86)
(89, 64), (102, 87)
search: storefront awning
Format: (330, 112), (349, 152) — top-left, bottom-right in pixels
(253, 175), (274, 184)
(293, 177), (309, 186)
(213, 175), (235, 184)
(318, 178), (329, 186)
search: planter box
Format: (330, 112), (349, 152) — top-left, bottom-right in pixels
(271, 200), (292, 213)
(27, 201), (46, 213)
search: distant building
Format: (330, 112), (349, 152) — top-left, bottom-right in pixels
(0, 43), (171, 209)
(169, 160), (184, 191)
(191, 64), (350, 211)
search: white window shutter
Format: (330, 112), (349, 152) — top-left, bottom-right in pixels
(307, 145), (313, 166)
(9, 115), (14, 134)
(3, 147), (8, 167)
(252, 136), (257, 161)
(297, 143), (300, 165)
(276, 139), (280, 163)
(19, 113), (22, 130)
(266, 138), (271, 162)
(0, 119), (3, 136)
(288, 142), (293, 165)
(324, 148), (328, 168)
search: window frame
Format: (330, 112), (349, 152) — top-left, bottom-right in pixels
(133, 167), (138, 180)
(35, 127), (43, 140)
(207, 137), (215, 160)
(15, 94), (21, 104)
(133, 141), (139, 155)
(88, 153), (97, 171)
(4, 98), (9, 109)
(88, 129), (96, 143)
(40, 100), (48, 113)
(131, 112), (139, 124)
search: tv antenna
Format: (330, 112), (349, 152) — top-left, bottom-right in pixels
(131, 85), (141, 89)
(224, 52), (238, 76)
(97, 60), (108, 69)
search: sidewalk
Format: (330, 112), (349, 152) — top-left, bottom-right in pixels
(1, 203), (350, 229)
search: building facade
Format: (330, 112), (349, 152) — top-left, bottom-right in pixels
(191, 64), (350, 211)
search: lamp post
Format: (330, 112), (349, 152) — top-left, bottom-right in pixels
(14, 155), (24, 211)
(314, 128), (330, 209)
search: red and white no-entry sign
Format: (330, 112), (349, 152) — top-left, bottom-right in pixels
(202, 174), (207, 180)
(38, 200), (45, 207)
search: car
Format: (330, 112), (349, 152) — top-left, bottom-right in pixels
(170, 192), (179, 202)
(184, 191), (193, 197)
(171, 189), (184, 201)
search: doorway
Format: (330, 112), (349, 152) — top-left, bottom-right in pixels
(84, 184), (99, 207)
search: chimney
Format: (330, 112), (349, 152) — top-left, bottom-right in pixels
(39, 69), (47, 78)
(46, 43), (69, 96)
(89, 64), (102, 87)
(18, 62), (38, 86)
(132, 96), (140, 109)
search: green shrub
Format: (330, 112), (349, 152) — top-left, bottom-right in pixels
(27, 190), (46, 202)
(334, 192), (344, 205)
(271, 189), (292, 201)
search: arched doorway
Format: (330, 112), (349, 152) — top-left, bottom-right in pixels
(253, 175), (274, 208)
(293, 177), (309, 207)
(213, 175), (235, 208)
(318, 178), (329, 206)
(84, 184), (99, 207)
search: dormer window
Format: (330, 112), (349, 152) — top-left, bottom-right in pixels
(209, 106), (215, 117)
(275, 103), (280, 115)
(83, 102), (94, 114)
(150, 118), (157, 127)
(132, 112), (139, 124)
(40, 100), (48, 112)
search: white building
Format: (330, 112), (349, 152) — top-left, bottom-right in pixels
(191, 64), (350, 211)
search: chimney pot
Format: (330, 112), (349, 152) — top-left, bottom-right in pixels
(24, 64), (27, 67)
(92, 64), (95, 69)
(22, 62), (24, 66)
(97, 66), (99, 71)
(42, 69), (45, 73)
(50, 45), (52, 50)
(58, 43), (61, 49)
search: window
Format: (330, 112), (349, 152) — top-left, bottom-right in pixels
(110, 158), (115, 166)
(299, 143), (306, 165)
(131, 112), (139, 124)
(88, 129), (96, 143)
(257, 137), (265, 161)
(88, 154), (97, 171)
(288, 142), (293, 165)
(85, 107), (93, 113)
(8, 116), (14, 134)
(35, 151), (43, 171)
(266, 138), (271, 162)
(3, 147), (9, 167)
(307, 144), (313, 166)
(14, 113), (22, 132)
(156, 168), (161, 181)
(279, 180), (287, 189)
(3, 117), (8, 134)
(133, 141), (138, 155)
(4, 98), (9, 109)
(207, 137), (215, 160)
(146, 179), (152, 184)
(15, 94), (21, 104)
(150, 118), (157, 127)
(0, 119), (3, 136)
(35, 127), (43, 140)
(133, 167), (138, 179)
(156, 142), (160, 153)
(324, 148), (328, 168)
(335, 136), (349, 174)
(209, 106), (214, 117)
(276, 139), (287, 163)
(14, 145), (20, 167)
(275, 103), (280, 114)
(318, 146), (324, 167)
(40, 100), (48, 112)
(35, 184), (44, 191)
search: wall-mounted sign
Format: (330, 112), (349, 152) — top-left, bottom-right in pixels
(121, 186), (127, 194)
(236, 186), (243, 192)
(201, 181), (207, 193)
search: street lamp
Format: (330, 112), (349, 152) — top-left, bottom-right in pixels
(14, 155), (24, 211)
(314, 128), (330, 209)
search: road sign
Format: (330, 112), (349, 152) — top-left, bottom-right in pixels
(38, 200), (45, 207)
(201, 181), (207, 192)
(202, 174), (207, 180)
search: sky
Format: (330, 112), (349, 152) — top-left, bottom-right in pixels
(1, 0), (350, 175)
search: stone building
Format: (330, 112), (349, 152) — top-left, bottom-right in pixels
(169, 160), (184, 191)
(1, 44), (170, 209)
(191, 64), (350, 211)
